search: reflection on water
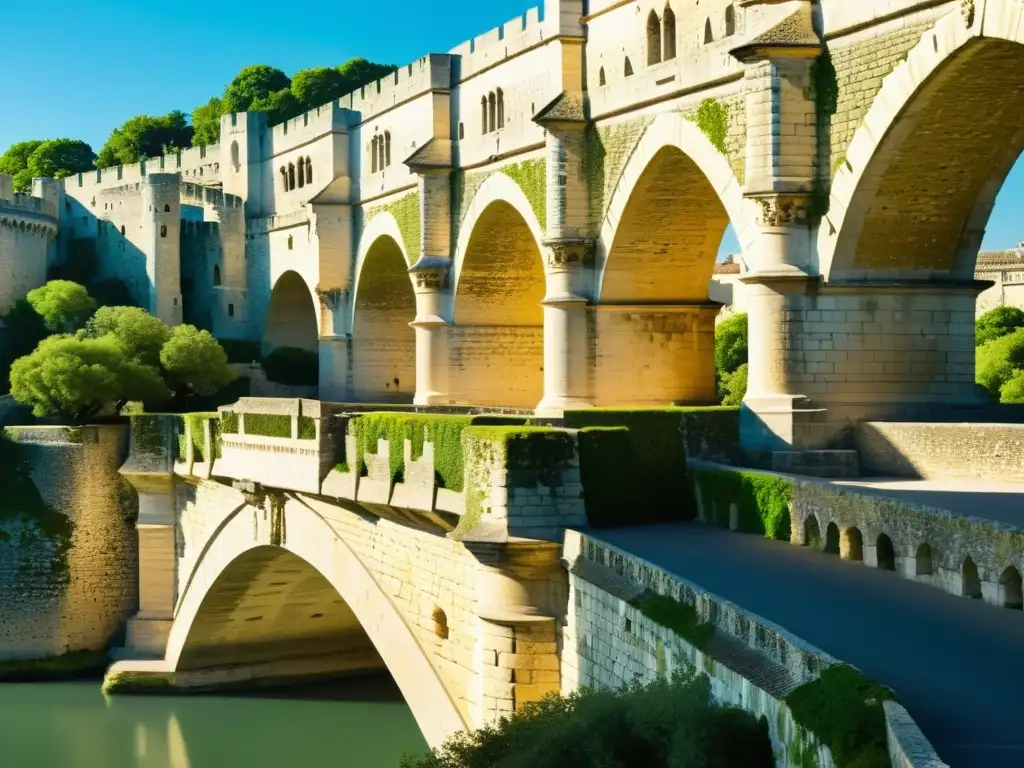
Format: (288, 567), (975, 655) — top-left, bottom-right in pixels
(0, 673), (428, 768)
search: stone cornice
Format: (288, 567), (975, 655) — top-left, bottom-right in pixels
(0, 203), (58, 239)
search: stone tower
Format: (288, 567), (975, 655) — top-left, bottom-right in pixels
(142, 173), (183, 325)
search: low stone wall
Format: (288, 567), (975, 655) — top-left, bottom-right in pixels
(691, 461), (1024, 610)
(0, 425), (138, 663)
(856, 422), (1024, 481)
(884, 701), (949, 768)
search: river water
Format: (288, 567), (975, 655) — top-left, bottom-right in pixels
(0, 674), (429, 768)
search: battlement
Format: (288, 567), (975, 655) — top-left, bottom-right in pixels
(0, 176), (58, 220)
(181, 220), (223, 237)
(181, 182), (243, 210)
(449, 6), (547, 80)
(339, 54), (452, 124)
(268, 101), (352, 156)
(62, 144), (221, 194)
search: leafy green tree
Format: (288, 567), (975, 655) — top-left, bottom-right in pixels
(222, 65), (291, 113)
(160, 324), (236, 400)
(79, 306), (170, 367)
(191, 97), (224, 148)
(96, 112), (193, 168)
(0, 140), (44, 192)
(291, 66), (347, 110)
(401, 672), (772, 768)
(1, 299), (49, 391)
(337, 58), (397, 92)
(26, 280), (97, 333)
(714, 312), (747, 403)
(1000, 369), (1024, 404)
(250, 87), (302, 124)
(10, 334), (169, 422)
(26, 138), (96, 180)
(720, 363), (748, 406)
(976, 306), (1024, 347)
(976, 328), (1024, 399)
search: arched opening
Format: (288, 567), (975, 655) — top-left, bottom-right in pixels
(962, 557), (982, 599)
(663, 6), (677, 60)
(287, 234), (294, 250)
(280, 167), (288, 191)
(120, 225), (125, 236)
(915, 543), (933, 576)
(841, 527), (864, 562)
(481, 97), (488, 134)
(451, 199), (544, 407)
(213, 265), (221, 286)
(297, 162), (305, 188)
(725, 4), (735, 37)
(824, 522), (840, 555)
(704, 18), (713, 44)
(488, 92), (497, 133)
(385, 132), (392, 167)
(597, 144), (728, 405)
(647, 11), (662, 66)
(624, 57), (634, 77)
(432, 607), (449, 640)
(305, 156), (312, 185)
(371, 136), (379, 172)
(160, 225), (167, 238)
(230, 140), (240, 170)
(803, 515), (821, 550)
(459, 122), (465, 139)
(352, 235), (416, 403)
(999, 566), (1023, 609)
(263, 270), (318, 354)
(496, 89), (505, 130)
(876, 533), (896, 571)
(599, 67), (606, 87)
(163, 204), (170, 212)
(287, 163), (296, 191)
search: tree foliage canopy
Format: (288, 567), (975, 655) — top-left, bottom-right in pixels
(976, 305), (1024, 347)
(160, 324), (236, 397)
(96, 111), (194, 168)
(190, 97), (224, 149)
(79, 306), (170, 367)
(26, 280), (97, 333)
(976, 328), (1024, 400)
(0, 139), (95, 192)
(222, 65), (292, 113)
(715, 312), (748, 404)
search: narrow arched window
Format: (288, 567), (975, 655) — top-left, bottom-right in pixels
(704, 18), (713, 44)
(599, 67), (606, 86)
(647, 11), (662, 66)
(496, 89), (505, 129)
(725, 4), (736, 37)
(287, 234), (293, 250)
(488, 92), (496, 133)
(297, 161), (305, 188)
(664, 5), (677, 59)
(160, 225), (167, 238)
(120, 225), (125, 236)
(280, 167), (288, 191)
(481, 96), (488, 134)
(624, 57), (634, 77)
(287, 163), (296, 190)
(163, 203), (170, 212)
(213, 265), (221, 285)
(371, 136), (378, 173)
(459, 122), (465, 139)
(305, 156), (312, 184)
(385, 132), (391, 167)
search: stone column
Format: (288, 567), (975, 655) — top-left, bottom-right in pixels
(534, 94), (593, 416)
(410, 263), (451, 406)
(730, 12), (826, 451)
(466, 539), (567, 728)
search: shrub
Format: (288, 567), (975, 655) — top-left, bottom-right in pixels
(1001, 370), (1024, 404)
(261, 346), (318, 386)
(976, 328), (1024, 399)
(401, 672), (773, 768)
(26, 280), (96, 333)
(976, 306), (1024, 347)
(715, 312), (747, 378)
(690, 466), (791, 539)
(243, 413), (292, 438)
(720, 362), (747, 407)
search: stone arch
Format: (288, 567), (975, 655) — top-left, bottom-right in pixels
(875, 533), (896, 571)
(450, 172), (546, 407)
(841, 527), (863, 562)
(594, 111), (752, 406)
(162, 498), (468, 749)
(998, 566), (1022, 609)
(350, 227), (416, 403)
(824, 522), (840, 555)
(803, 514), (821, 550)
(915, 543), (933, 576)
(263, 270), (318, 353)
(962, 556), (982, 599)
(822, 3), (1024, 281)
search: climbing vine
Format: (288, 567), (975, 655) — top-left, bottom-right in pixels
(363, 191), (421, 263)
(584, 118), (654, 225)
(693, 98), (729, 156)
(501, 158), (547, 230)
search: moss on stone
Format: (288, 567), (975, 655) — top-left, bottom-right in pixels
(502, 158), (547, 230)
(180, 412), (217, 463)
(785, 664), (895, 768)
(0, 650), (108, 682)
(102, 670), (177, 695)
(243, 413), (292, 438)
(352, 413), (526, 490)
(364, 191), (421, 263)
(585, 118), (654, 224)
(130, 414), (170, 457)
(297, 415), (316, 440)
(691, 466), (791, 539)
(630, 591), (715, 651)
(464, 425), (576, 488)
(693, 98), (730, 155)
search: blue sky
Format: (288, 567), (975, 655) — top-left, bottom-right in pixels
(0, 0), (1020, 254)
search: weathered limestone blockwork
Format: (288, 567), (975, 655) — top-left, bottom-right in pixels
(448, 326), (544, 408)
(0, 426), (137, 660)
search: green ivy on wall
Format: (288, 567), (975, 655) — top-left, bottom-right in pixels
(363, 191), (421, 264)
(693, 99), (729, 156)
(452, 157), (548, 244)
(585, 118), (654, 226)
(806, 50), (839, 218)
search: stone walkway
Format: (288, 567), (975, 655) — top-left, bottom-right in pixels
(592, 523), (1024, 768)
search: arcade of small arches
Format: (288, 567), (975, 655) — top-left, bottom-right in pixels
(280, 157), (314, 192)
(800, 513), (1024, 611)
(371, 132), (392, 172)
(482, 89), (506, 135)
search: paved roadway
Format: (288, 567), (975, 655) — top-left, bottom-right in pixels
(591, 523), (1024, 768)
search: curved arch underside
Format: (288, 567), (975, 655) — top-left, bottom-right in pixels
(450, 200), (544, 407)
(839, 39), (1024, 279)
(352, 236), (416, 402)
(603, 145), (728, 303)
(595, 145), (726, 405)
(178, 547), (377, 671)
(263, 270), (319, 352)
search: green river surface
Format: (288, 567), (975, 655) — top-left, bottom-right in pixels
(0, 674), (429, 768)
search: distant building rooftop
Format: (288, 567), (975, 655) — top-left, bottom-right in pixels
(977, 242), (1024, 270)
(714, 261), (741, 275)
